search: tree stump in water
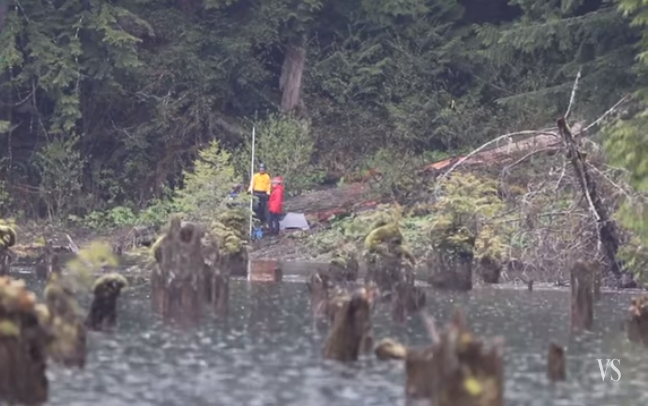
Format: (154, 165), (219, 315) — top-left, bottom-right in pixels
(547, 342), (566, 381)
(85, 273), (128, 331)
(392, 282), (426, 323)
(328, 249), (359, 283)
(0, 249), (10, 276)
(0, 276), (53, 405)
(592, 262), (601, 301)
(323, 287), (373, 361)
(151, 217), (219, 322)
(364, 223), (416, 292)
(477, 255), (501, 284)
(626, 296), (648, 347)
(44, 273), (87, 368)
(570, 262), (594, 332)
(0, 224), (16, 276)
(307, 270), (333, 321)
(427, 250), (473, 291)
(373, 310), (504, 404)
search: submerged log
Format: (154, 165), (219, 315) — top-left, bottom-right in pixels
(558, 118), (622, 278)
(85, 273), (128, 331)
(547, 342), (566, 381)
(570, 261), (594, 332)
(0, 276), (52, 405)
(626, 296), (648, 347)
(151, 216), (220, 322)
(43, 272), (87, 368)
(323, 287), (373, 361)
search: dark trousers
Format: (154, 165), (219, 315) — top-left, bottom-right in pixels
(269, 212), (281, 235)
(252, 191), (268, 223)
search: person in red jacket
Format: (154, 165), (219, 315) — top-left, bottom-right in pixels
(267, 176), (284, 236)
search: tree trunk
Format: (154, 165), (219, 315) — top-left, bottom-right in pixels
(557, 118), (621, 277)
(279, 40), (306, 115)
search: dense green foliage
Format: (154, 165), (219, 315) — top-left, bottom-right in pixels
(0, 0), (641, 221)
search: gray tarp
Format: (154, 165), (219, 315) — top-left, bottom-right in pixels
(279, 212), (310, 230)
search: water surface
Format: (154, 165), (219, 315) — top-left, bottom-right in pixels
(21, 267), (648, 406)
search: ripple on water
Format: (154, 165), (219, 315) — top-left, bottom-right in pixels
(22, 274), (648, 406)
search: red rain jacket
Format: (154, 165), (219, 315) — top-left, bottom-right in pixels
(268, 183), (284, 213)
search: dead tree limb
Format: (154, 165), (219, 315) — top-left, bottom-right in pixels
(557, 118), (621, 277)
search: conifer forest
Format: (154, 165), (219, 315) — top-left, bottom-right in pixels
(3, 0), (648, 268)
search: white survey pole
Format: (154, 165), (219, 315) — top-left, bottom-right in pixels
(248, 125), (256, 239)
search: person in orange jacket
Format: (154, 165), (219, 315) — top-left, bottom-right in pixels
(267, 176), (284, 236)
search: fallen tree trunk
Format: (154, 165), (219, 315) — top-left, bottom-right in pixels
(557, 118), (621, 277)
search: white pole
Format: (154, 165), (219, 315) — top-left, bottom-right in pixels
(247, 126), (256, 283)
(248, 125), (256, 239)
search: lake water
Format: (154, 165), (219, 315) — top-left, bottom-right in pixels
(17, 265), (648, 406)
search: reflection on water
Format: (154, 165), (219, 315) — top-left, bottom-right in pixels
(20, 268), (648, 406)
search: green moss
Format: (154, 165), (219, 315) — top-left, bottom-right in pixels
(0, 223), (17, 249)
(92, 273), (128, 291)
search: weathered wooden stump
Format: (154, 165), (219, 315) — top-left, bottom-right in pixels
(0, 249), (10, 276)
(570, 261), (594, 332)
(426, 310), (503, 405)
(547, 342), (566, 381)
(427, 249), (473, 291)
(626, 296), (648, 347)
(85, 273), (128, 331)
(364, 223), (416, 292)
(151, 217), (220, 322)
(44, 272), (87, 368)
(323, 287), (373, 361)
(0, 224), (16, 276)
(328, 249), (359, 283)
(591, 262), (601, 301)
(392, 282), (426, 323)
(0, 276), (52, 405)
(307, 269), (333, 320)
(400, 311), (504, 404)
(477, 255), (501, 284)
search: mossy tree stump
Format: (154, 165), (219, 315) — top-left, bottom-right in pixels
(151, 217), (219, 322)
(85, 273), (128, 332)
(0, 224), (17, 276)
(323, 287), (373, 361)
(43, 273), (87, 368)
(212, 209), (250, 278)
(0, 276), (52, 405)
(626, 296), (648, 347)
(328, 250), (359, 283)
(547, 342), (566, 381)
(570, 262), (594, 332)
(427, 249), (474, 291)
(364, 223), (416, 292)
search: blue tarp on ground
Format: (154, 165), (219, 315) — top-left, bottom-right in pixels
(279, 212), (310, 230)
